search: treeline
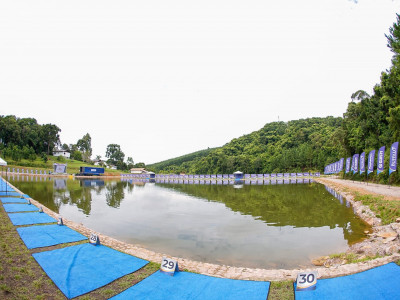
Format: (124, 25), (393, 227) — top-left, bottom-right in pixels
(148, 147), (218, 173)
(149, 15), (400, 180)
(0, 116), (60, 162)
(339, 14), (400, 184)
(149, 117), (344, 174)
(0, 115), (137, 171)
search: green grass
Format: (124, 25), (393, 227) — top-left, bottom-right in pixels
(3, 156), (121, 175)
(354, 192), (400, 225)
(268, 281), (294, 300)
(329, 252), (383, 264)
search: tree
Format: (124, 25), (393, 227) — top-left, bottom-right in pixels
(351, 90), (370, 102)
(71, 150), (83, 161)
(126, 157), (134, 170)
(41, 124), (61, 155)
(105, 144), (125, 169)
(77, 133), (92, 162)
(385, 14), (400, 58)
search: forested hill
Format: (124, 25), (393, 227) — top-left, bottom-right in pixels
(148, 147), (218, 172)
(148, 116), (344, 174)
(150, 15), (400, 177)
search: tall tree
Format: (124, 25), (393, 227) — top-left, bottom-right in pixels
(40, 124), (61, 155)
(105, 144), (125, 168)
(77, 133), (92, 162)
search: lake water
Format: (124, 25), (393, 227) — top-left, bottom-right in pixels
(7, 176), (370, 269)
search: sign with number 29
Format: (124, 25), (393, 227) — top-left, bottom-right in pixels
(160, 257), (179, 276)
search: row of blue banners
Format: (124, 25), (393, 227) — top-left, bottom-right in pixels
(324, 141), (399, 175)
(121, 178), (315, 185)
(122, 172), (321, 179)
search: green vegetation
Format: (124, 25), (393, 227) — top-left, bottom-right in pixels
(268, 281), (294, 300)
(2, 155), (120, 175)
(329, 253), (383, 264)
(149, 16), (400, 185)
(148, 147), (218, 173)
(353, 193), (400, 225)
(149, 117), (345, 174)
(0, 116), (60, 159)
(3, 17), (400, 179)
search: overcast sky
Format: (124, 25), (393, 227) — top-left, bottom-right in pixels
(1, 0), (399, 164)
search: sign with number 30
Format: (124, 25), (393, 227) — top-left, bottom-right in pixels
(160, 257), (179, 276)
(296, 271), (317, 291)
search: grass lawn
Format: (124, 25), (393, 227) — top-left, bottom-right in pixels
(1, 156), (123, 176)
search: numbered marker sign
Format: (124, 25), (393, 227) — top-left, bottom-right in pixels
(89, 233), (100, 245)
(296, 271), (317, 291)
(160, 257), (179, 276)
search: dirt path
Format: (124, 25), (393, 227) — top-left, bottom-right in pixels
(316, 177), (400, 201)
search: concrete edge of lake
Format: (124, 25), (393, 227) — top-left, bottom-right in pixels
(5, 177), (400, 281)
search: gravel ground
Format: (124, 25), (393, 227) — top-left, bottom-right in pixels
(316, 177), (400, 200)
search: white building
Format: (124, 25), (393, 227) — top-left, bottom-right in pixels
(130, 168), (147, 174)
(53, 150), (71, 159)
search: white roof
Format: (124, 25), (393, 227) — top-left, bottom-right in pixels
(0, 157), (7, 166)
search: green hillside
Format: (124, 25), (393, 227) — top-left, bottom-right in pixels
(148, 147), (218, 173)
(148, 117), (344, 174)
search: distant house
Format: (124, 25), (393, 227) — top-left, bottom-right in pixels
(130, 168), (147, 174)
(53, 150), (71, 159)
(93, 159), (106, 166)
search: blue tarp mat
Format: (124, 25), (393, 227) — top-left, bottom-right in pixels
(111, 270), (270, 300)
(1, 197), (28, 203)
(8, 212), (56, 225)
(32, 243), (149, 299)
(3, 203), (39, 212)
(0, 191), (21, 196)
(294, 263), (400, 300)
(0, 187), (15, 192)
(16, 224), (87, 249)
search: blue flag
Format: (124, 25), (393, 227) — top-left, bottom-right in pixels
(352, 154), (359, 173)
(359, 152), (365, 174)
(346, 157), (351, 174)
(389, 142), (398, 175)
(377, 146), (385, 174)
(367, 150), (375, 175)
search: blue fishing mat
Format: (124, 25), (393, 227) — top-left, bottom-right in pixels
(32, 243), (149, 299)
(8, 212), (56, 226)
(111, 270), (270, 300)
(294, 263), (400, 300)
(16, 224), (87, 249)
(1, 197), (28, 203)
(3, 203), (39, 212)
(0, 191), (21, 196)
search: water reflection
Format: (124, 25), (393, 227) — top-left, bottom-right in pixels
(156, 181), (368, 245)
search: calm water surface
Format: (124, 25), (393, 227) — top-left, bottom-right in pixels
(8, 176), (370, 269)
